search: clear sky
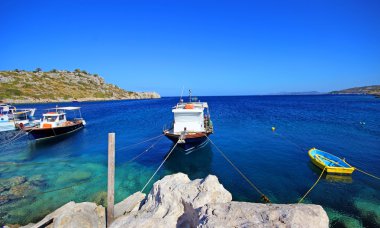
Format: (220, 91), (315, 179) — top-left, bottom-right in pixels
(1, 0), (379, 96)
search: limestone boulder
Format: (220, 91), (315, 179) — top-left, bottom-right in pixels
(24, 202), (105, 228)
(198, 202), (329, 228)
(110, 173), (232, 228)
(114, 191), (146, 218)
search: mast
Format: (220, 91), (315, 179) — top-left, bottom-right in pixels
(189, 89), (192, 102)
(179, 86), (184, 104)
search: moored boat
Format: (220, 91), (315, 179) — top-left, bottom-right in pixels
(0, 104), (38, 131)
(0, 113), (16, 132)
(308, 148), (355, 174)
(22, 107), (86, 141)
(164, 90), (213, 151)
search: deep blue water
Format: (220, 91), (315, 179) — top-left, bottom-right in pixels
(1, 95), (380, 227)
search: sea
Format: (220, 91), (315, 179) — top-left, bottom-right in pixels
(1, 95), (379, 227)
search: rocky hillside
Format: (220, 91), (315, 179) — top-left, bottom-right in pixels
(0, 70), (160, 103)
(330, 85), (380, 96)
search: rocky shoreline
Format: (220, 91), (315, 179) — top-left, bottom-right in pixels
(3, 92), (161, 104)
(8, 173), (329, 228)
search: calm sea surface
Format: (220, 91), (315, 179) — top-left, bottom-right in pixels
(1, 95), (379, 227)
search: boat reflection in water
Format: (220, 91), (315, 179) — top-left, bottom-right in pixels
(325, 174), (353, 183)
(164, 143), (213, 180)
(307, 162), (353, 183)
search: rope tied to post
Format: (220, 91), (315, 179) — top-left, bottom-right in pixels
(206, 136), (271, 203)
(140, 140), (179, 193)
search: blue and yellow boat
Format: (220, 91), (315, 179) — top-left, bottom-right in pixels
(308, 148), (355, 174)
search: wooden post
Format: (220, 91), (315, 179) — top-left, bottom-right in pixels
(107, 133), (115, 227)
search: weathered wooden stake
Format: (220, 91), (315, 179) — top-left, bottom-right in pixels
(107, 133), (115, 227)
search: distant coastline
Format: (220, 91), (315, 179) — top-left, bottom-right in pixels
(330, 85), (380, 98)
(0, 69), (160, 104)
(269, 85), (380, 97)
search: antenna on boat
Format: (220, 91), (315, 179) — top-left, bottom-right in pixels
(189, 89), (192, 102)
(179, 86), (184, 103)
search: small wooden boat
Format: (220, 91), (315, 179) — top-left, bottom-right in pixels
(22, 107), (86, 141)
(308, 148), (355, 174)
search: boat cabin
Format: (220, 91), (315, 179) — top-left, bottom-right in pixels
(0, 105), (10, 122)
(40, 112), (67, 128)
(172, 102), (210, 134)
(0, 104), (16, 115)
(38, 107), (85, 129)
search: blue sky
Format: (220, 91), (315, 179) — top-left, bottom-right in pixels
(1, 0), (379, 96)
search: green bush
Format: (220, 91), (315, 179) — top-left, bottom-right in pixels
(34, 68), (42, 73)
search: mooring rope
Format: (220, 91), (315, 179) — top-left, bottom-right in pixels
(206, 136), (271, 203)
(1, 134), (165, 201)
(4, 137), (168, 202)
(140, 140), (179, 193)
(1, 134), (165, 168)
(354, 167), (380, 180)
(124, 135), (164, 164)
(273, 130), (307, 152)
(0, 130), (27, 146)
(1, 123), (41, 148)
(298, 167), (326, 203)
(115, 133), (164, 152)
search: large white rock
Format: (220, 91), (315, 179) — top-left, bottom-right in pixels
(111, 173), (329, 228)
(198, 202), (329, 228)
(110, 173), (232, 228)
(23, 201), (105, 228)
(114, 191), (146, 218)
(21, 173), (329, 228)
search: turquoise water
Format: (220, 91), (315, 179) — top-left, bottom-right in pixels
(1, 95), (380, 227)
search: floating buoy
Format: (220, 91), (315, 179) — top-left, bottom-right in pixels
(272, 127), (276, 132)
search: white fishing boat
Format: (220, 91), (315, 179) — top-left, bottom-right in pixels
(0, 104), (38, 132)
(163, 90), (213, 151)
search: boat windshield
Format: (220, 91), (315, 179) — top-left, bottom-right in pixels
(44, 116), (58, 122)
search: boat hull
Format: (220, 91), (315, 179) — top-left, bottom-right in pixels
(308, 148), (355, 174)
(0, 122), (16, 132)
(164, 132), (210, 151)
(25, 121), (84, 141)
